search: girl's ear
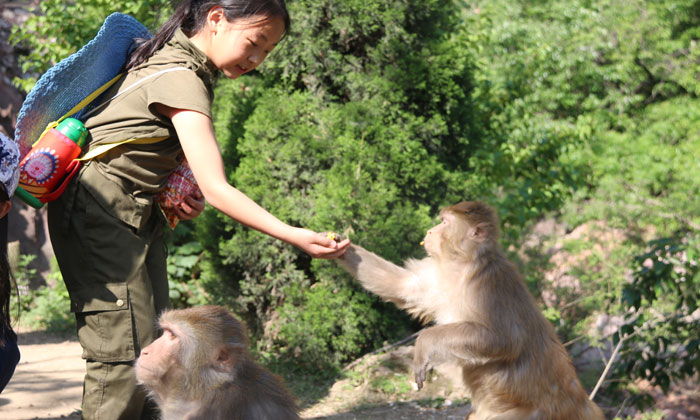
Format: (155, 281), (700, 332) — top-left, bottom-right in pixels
(206, 6), (226, 32)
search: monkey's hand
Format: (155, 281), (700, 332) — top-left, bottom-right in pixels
(412, 332), (431, 390)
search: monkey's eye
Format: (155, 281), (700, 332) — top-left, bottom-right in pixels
(162, 328), (177, 341)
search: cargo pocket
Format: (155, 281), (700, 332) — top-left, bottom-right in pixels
(72, 282), (136, 362)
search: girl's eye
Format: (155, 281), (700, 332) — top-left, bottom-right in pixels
(249, 40), (258, 47)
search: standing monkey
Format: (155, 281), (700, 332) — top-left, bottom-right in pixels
(135, 305), (300, 420)
(337, 201), (605, 420)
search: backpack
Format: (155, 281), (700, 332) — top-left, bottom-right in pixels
(14, 13), (199, 228)
(14, 13), (151, 159)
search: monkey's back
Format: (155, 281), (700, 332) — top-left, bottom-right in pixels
(462, 333), (604, 420)
(211, 360), (300, 420)
(462, 258), (604, 420)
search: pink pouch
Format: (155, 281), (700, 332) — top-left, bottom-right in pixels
(157, 158), (200, 229)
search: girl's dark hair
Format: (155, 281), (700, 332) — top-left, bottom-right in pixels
(0, 254), (17, 347)
(126, 0), (290, 70)
(0, 184), (17, 347)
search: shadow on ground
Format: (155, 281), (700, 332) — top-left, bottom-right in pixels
(32, 410), (81, 420)
(306, 400), (471, 420)
(17, 329), (76, 345)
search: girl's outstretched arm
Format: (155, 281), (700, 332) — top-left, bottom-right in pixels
(161, 105), (349, 259)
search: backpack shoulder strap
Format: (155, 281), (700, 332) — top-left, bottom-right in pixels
(82, 66), (191, 120)
(28, 73), (125, 148)
(77, 66), (193, 161)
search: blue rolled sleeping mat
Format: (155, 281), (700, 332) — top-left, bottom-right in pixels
(14, 13), (151, 157)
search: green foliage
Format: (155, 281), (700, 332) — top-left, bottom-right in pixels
(23, 265), (74, 332)
(167, 238), (209, 309)
(197, 0), (588, 369)
(614, 410), (667, 420)
(12, 254), (37, 303)
(198, 0), (477, 366)
(14, 1), (700, 412)
(554, 97), (700, 379)
(473, 0), (699, 409)
(369, 373), (413, 395)
(11, 257), (74, 332)
(564, 96), (700, 232)
(10, 0), (171, 91)
(616, 235), (699, 403)
(270, 280), (409, 371)
(520, 0), (700, 408)
(11, 0), (590, 370)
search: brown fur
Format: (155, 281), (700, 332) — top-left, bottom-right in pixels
(338, 201), (605, 420)
(135, 306), (300, 420)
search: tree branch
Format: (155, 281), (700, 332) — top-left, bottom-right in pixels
(341, 331), (421, 373)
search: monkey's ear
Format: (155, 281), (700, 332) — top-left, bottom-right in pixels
(469, 223), (489, 243)
(214, 344), (244, 372)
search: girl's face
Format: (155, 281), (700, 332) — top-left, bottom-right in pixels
(205, 10), (286, 79)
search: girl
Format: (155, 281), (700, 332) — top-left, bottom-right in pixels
(46, 1), (349, 419)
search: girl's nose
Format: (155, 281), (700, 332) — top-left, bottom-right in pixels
(248, 55), (261, 65)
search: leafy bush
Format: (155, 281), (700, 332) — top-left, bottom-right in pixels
(615, 235), (700, 408)
(23, 266), (74, 332)
(11, 257), (74, 332)
(9, 2), (700, 415)
(167, 239), (209, 309)
(270, 280), (410, 372)
(196, 0), (482, 366)
(11, 0), (641, 380)
(193, 0), (591, 370)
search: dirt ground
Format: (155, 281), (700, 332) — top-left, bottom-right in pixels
(3, 330), (700, 420)
(1, 331), (83, 420)
(0, 330), (473, 420)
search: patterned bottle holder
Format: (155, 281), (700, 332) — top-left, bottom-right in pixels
(17, 118), (87, 206)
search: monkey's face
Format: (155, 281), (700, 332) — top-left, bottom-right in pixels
(135, 323), (182, 386)
(423, 215), (451, 256)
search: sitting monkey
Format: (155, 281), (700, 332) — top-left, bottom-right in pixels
(337, 201), (605, 420)
(135, 305), (300, 420)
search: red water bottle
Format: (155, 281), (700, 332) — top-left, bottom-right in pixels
(16, 118), (88, 208)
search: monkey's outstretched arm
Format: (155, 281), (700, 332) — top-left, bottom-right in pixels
(412, 322), (524, 389)
(338, 245), (418, 306)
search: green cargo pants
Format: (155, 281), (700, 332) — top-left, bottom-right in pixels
(48, 163), (169, 420)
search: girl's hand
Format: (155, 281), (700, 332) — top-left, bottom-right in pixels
(293, 228), (350, 259)
(173, 190), (206, 221)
